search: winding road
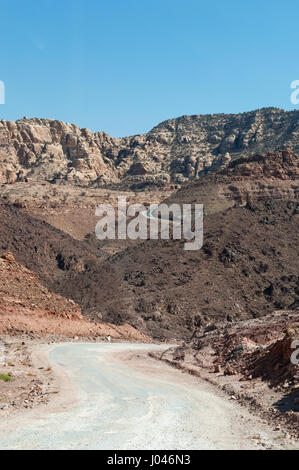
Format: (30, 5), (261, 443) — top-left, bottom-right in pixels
(0, 343), (292, 450)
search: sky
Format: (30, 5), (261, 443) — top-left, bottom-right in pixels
(1, 0), (299, 137)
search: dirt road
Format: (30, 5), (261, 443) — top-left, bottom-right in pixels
(0, 343), (295, 450)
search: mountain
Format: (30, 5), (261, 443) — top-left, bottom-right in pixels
(0, 205), (147, 340)
(1, 107), (299, 187)
(0, 108), (298, 340)
(0, 149), (297, 340)
(80, 150), (298, 340)
(0, 250), (147, 341)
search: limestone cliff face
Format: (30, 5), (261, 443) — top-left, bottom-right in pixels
(1, 107), (299, 186)
(0, 118), (119, 185)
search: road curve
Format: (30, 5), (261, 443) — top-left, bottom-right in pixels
(0, 343), (291, 450)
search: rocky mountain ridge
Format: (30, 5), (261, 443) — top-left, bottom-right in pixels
(2, 107), (299, 187)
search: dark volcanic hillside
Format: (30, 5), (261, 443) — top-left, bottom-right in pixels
(0, 204), (124, 310)
(0, 204), (131, 324)
(0, 150), (298, 340)
(84, 198), (298, 340)
(2, 107), (299, 187)
(53, 151), (299, 340)
(0, 204), (100, 286)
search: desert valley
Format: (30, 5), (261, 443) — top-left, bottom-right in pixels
(0, 107), (298, 448)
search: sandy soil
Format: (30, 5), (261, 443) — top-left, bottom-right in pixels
(0, 334), (152, 417)
(0, 336), (58, 416)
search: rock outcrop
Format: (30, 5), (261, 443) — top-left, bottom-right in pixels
(167, 149), (299, 214)
(2, 107), (299, 187)
(153, 309), (299, 435)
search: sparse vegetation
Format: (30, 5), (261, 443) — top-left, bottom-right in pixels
(0, 374), (13, 382)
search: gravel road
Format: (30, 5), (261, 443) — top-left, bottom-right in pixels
(0, 343), (294, 450)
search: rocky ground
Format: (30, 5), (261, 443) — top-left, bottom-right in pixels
(0, 336), (57, 416)
(2, 342), (296, 450)
(150, 309), (299, 438)
(0, 330), (298, 441)
(0, 335), (125, 418)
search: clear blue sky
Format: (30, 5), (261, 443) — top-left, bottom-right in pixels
(1, 0), (299, 136)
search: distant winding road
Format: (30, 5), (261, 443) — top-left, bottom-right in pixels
(0, 343), (292, 450)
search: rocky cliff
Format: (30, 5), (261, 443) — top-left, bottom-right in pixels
(2, 107), (299, 187)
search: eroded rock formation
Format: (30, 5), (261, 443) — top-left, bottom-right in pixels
(2, 107), (299, 187)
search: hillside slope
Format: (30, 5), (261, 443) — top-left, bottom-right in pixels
(0, 151), (298, 340)
(76, 150), (298, 339)
(0, 204), (130, 327)
(0, 252), (146, 340)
